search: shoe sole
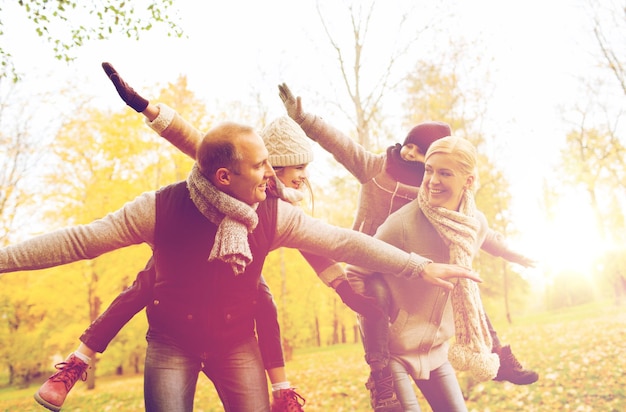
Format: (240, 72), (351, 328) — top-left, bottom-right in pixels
(33, 391), (62, 412)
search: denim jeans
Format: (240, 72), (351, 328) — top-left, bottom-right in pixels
(391, 360), (467, 412)
(358, 274), (393, 370)
(144, 337), (270, 412)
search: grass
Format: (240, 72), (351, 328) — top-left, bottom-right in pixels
(1, 302), (624, 411)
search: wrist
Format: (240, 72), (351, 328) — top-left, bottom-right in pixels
(415, 259), (432, 278)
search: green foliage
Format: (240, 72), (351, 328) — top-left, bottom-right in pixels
(1, 0), (184, 81)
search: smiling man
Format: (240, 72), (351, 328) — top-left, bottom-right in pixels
(0, 118), (479, 411)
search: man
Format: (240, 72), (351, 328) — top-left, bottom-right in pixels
(0, 112), (479, 411)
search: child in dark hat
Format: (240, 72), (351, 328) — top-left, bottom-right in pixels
(279, 83), (538, 411)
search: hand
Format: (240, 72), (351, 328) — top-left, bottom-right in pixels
(334, 280), (384, 319)
(102, 62), (149, 113)
(506, 251), (537, 268)
(421, 263), (482, 291)
(278, 83), (305, 123)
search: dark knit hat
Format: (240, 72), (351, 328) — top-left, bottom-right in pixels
(403, 121), (452, 151)
(261, 116), (314, 167)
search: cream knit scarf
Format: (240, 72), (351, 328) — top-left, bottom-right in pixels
(418, 186), (500, 381)
(187, 164), (259, 276)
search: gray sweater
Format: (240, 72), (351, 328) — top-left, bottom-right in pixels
(348, 199), (491, 380)
(0, 178), (431, 281)
(298, 113), (520, 260)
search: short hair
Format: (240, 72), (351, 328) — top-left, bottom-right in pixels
(196, 122), (254, 176)
(424, 136), (477, 177)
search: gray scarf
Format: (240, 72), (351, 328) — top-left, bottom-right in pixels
(418, 186), (500, 381)
(186, 164), (259, 275)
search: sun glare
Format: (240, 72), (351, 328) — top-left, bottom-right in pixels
(515, 193), (607, 291)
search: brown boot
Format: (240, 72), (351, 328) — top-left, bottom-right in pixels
(271, 388), (306, 412)
(494, 345), (539, 385)
(365, 365), (402, 412)
(34, 354), (89, 411)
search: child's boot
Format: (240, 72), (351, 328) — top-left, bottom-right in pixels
(34, 353), (89, 411)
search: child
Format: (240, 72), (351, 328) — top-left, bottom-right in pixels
(278, 83), (538, 411)
(33, 65), (379, 412)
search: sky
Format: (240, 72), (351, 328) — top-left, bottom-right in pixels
(3, 0), (622, 291)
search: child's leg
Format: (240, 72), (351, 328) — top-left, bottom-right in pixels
(486, 313), (539, 385)
(360, 274), (402, 412)
(34, 257), (156, 411)
(360, 274), (392, 370)
(80, 257), (155, 352)
(255, 276), (305, 411)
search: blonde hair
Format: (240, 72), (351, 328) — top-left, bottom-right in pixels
(425, 136), (478, 187)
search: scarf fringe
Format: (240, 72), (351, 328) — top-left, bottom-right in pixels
(418, 186), (499, 381)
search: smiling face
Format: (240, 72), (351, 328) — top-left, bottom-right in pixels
(275, 164), (309, 190)
(400, 143), (426, 163)
(226, 132), (275, 205)
(422, 153), (474, 211)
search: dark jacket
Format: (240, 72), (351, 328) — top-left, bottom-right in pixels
(146, 181), (277, 359)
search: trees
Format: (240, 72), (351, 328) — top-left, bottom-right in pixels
(0, 76), (206, 387)
(315, 0), (428, 149)
(591, 0), (626, 95)
(403, 46), (530, 319)
(1, 0), (183, 81)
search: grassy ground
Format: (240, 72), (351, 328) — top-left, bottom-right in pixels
(1, 302), (624, 411)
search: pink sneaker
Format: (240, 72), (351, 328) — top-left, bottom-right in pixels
(34, 354), (88, 411)
(271, 388), (306, 412)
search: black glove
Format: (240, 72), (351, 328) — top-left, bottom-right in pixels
(278, 83), (306, 123)
(102, 62), (149, 112)
(334, 280), (384, 319)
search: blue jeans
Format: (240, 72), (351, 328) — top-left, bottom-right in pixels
(144, 337), (270, 412)
(391, 360), (466, 412)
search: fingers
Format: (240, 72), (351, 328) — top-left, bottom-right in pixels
(434, 278), (455, 291)
(463, 270), (483, 283)
(433, 264), (482, 283)
(102, 62), (117, 78)
(278, 84), (287, 102)
(278, 83), (294, 102)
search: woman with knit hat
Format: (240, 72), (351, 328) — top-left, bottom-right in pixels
(278, 84), (538, 411)
(32, 64), (391, 412)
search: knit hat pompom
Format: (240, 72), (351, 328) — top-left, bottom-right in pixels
(403, 121), (452, 151)
(261, 116), (314, 167)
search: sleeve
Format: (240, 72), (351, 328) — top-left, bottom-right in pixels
(298, 113), (386, 183)
(0, 192), (156, 274)
(299, 251), (345, 287)
(481, 228), (509, 258)
(272, 199), (426, 280)
(146, 103), (202, 160)
(346, 212), (406, 293)
(481, 227), (535, 266)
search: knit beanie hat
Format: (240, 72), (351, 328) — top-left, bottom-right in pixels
(403, 121), (452, 151)
(261, 116), (314, 167)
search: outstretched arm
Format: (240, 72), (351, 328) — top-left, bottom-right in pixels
(481, 228), (536, 268)
(102, 62), (200, 159)
(278, 83), (384, 183)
